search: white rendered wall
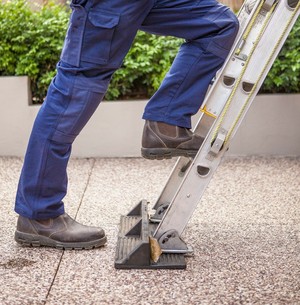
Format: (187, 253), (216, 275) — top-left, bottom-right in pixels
(0, 76), (299, 157)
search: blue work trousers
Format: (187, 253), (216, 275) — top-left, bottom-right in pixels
(15, 0), (239, 219)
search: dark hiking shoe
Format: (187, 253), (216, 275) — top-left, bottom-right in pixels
(15, 213), (107, 250)
(141, 120), (204, 160)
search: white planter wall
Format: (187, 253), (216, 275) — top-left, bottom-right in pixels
(0, 76), (299, 157)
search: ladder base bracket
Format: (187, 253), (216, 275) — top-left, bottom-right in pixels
(114, 200), (187, 269)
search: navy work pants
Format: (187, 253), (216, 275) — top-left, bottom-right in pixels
(15, 0), (239, 219)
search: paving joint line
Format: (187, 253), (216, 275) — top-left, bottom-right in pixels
(43, 158), (96, 304)
(74, 157), (96, 220)
(43, 251), (64, 304)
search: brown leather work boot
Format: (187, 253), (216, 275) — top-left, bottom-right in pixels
(141, 120), (204, 160)
(15, 213), (107, 250)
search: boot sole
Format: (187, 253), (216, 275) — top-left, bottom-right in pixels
(141, 148), (197, 160)
(15, 230), (107, 250)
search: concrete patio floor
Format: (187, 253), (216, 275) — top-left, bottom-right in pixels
(0, 156), (299, 304)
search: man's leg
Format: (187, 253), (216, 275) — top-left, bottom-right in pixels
(14, 0), (155, 249)
(140, 0), (239, 159)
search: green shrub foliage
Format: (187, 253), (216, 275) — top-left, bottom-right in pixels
(0, 0), (69, 103)
(260, 17), (300, 94)
(0, 0), (299, 104)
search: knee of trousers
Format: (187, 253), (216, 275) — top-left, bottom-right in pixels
(198, 8), (240, 60)
(41, 71), (106, 146)
(217, 10), (240, 48)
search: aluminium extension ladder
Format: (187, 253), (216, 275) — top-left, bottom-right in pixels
(115, 0), (300, 269)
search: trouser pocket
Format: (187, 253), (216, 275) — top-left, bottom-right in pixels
(61, 4), (120, 66)
(81, 9), (120, 64)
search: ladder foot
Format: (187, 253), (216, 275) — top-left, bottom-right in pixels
(115, 200), (187, 269)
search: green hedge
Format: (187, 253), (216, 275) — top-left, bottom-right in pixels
(0, 0), (69, 103)
(0, 0), (299, 104)
(260, 17), (300, 94)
